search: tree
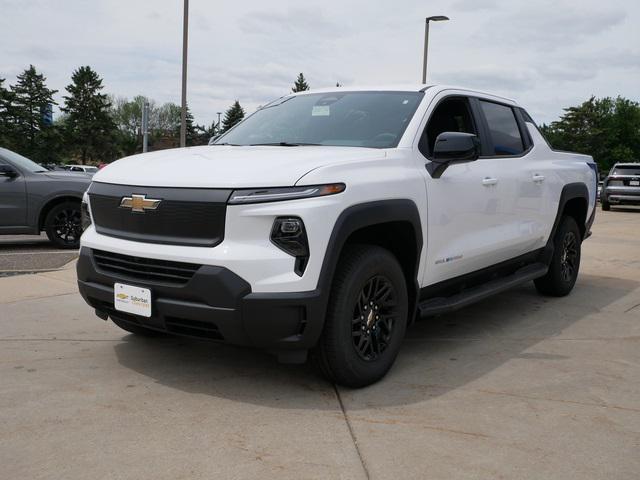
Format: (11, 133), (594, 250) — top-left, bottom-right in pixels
(221, 100), (245, 132)
(62, 66), (117, 164)
(10, 65), (58, 159)
(0, 78), (17, 149)
(541, 96), (640, 172)
(292, 73), (310, 93)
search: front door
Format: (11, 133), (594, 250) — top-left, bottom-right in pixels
(0, 160), (27, 228)
(418, 94), (525, 286)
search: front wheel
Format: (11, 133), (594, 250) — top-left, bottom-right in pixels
(314, 245), (408, 388)
(534, 216), (581, 297)
(602, 201), (611, 211)
(44, 201), (83, 249)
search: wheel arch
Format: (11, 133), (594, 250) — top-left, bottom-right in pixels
(317, 199), (423, 323)
(550, 183), (590, 242)
(38, 195), (83, 231)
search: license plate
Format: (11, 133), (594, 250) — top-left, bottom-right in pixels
(114, 283), (152, 317)
(630, 180), (640, 186)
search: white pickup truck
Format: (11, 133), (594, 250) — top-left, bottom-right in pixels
(77, 85), (597, 387)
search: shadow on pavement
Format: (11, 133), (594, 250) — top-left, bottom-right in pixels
(113, 273), (638, 410)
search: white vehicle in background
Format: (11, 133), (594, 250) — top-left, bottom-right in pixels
(77, 85), (597, 387)
(63, 164), (98, 174)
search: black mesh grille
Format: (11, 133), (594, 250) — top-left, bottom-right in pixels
(93, 249), (200, 285)
(88, 183), (231, 247)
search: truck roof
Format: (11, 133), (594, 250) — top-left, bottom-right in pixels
(289, 84), (517, 105)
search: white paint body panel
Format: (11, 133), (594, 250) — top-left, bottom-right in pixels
(82, 85), (596, 294)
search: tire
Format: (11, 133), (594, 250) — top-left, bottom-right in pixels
(314, 245), (409, 388)
(44, 201), (83, 249)
(602, 201), (610, 211)
(111, 316), (165, 337)
(534, 216), (581, 297)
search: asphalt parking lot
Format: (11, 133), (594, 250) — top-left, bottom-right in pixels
(0, 234), (78, 276)
(1, 208), (639, 479)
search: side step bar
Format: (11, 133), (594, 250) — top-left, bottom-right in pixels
(418, 263), (549, 317)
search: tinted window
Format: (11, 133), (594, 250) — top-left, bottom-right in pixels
(480, 101), (524, 156)
(0, 147), (47, 173)
(215, 91), (424, 149)
(612, 165), (640, 176)
(421, 97), (477, 157)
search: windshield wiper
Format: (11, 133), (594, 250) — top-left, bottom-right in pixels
(210, 142), (242, 146)
(249, 142), (322, 147)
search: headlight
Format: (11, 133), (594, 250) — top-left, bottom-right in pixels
(228, 183), (345, 205)
(271, 217), (309, 276)
(81, 192), (92, 231)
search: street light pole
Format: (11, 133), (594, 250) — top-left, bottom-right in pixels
(422, 15), (449, 84)
(180, 0), (189, 148)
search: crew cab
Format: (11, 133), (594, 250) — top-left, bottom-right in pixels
(77, 85), (597, 387)
(0, 147), (91, 248)
(601, 162), (640, 210)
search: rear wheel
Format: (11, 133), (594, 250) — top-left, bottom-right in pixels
(535, 216), (581, 297)
(44, 201), (82, 249)
(601, 201), (610, 211)
(314, 245), (408, 388)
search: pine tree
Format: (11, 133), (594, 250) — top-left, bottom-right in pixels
(0, 78), (17, 149)
(292, 73), (310, 93)
(62, 66), (117, 164)
(221, 100), (245, 132)
(10, 65), (58, 158)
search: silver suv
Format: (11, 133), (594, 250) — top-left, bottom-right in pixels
(601, 163), (640, 210)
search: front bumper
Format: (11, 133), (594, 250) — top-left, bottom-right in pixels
(76, 248), (326, 354)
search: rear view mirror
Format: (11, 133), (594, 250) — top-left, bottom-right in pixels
(427, 132), (480, 178)
(0, 164), (18, 178)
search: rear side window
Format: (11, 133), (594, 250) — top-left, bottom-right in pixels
(479, 101), (524, 156)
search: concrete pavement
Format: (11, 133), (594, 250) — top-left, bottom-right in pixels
(1, 209), (639, 479)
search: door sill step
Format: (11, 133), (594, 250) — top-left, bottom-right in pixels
(418, 262), (548, 317)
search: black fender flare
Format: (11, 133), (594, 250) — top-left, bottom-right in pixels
(315, 199), (424, 319)
(544, 183), (591, 262)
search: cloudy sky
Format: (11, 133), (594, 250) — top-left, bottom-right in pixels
(1, 0), (638, 126)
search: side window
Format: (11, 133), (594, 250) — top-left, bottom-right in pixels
(419, 97), (477, 158)
(479, 101), (524, 156)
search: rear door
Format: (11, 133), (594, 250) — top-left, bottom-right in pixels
(475, 99), (546, 254)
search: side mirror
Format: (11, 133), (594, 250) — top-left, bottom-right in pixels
(0, 164), (18, 178)
(426, 132), (481, 178)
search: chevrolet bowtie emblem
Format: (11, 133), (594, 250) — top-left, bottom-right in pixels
(120, 194), (161, 213)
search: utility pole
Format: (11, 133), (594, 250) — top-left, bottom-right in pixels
(142, 100), (150, 153)
(422, 15), (449, 84)
(180, 0), (189, 147)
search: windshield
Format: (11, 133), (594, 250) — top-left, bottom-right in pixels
(612, 165), (640, 176)
(0, 147), (47, 173)
(215, 91), (424, 149)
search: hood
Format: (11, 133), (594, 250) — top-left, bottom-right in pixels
(42, 171), (93, 182)
(92, 145), (386, 188)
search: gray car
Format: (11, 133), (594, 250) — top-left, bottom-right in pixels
(0, 147), (92, 248)
(601, 162), (640, 211)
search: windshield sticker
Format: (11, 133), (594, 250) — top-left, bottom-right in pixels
(312, 105), (330, 116)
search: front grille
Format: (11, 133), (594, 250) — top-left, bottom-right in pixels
(93, 249), (200, 285)
(88, 183), (232, 247)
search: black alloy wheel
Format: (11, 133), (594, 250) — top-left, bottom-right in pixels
(44, 202), (83, 249)
(351, 275), (399, 362)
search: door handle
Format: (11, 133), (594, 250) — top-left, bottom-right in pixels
(482, 177), (498, 186)
(532, 174), (545, 183)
